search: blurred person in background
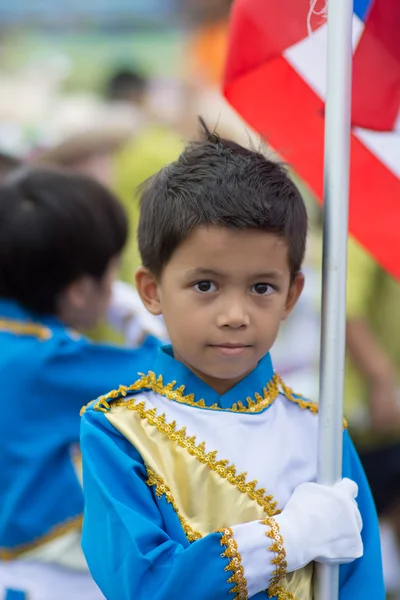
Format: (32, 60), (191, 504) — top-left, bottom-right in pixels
(31, 95), (139, 189)
(183, 0), (232, 89)
(345, 237), (400, 599)
(106, 67), (184, 283)
(31, 100), (168, 346)
(0, 167), (161, 600)
(35, 127), (130, 188)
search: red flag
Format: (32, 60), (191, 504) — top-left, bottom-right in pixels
(224, 0), (400, 280)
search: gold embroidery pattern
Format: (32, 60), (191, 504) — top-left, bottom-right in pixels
(100, 397), (279, 516)
(218, 527), (248, 599)
(268, 587), (295, 600)
(279, 377), (348, 428)
(80, 384), (131, 416)
(278, 378), (319, 415)
(146, 468), (202, 542)
(0, 318), (52, 341)
(261, 517), (294, 599)
(145, 473), (294, 599)
(80, 371), (281, 416)
(137, 371), (281, 413)
(0, 515), (83, 560)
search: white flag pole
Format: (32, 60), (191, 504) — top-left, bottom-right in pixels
(315, 0), (354, 598)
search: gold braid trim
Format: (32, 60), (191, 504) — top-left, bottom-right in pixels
(80, 371), (281, 416)
(0, 514), (83, 560)
(261, 517), (294, 600)
(80, 383), (132, 416)
(146, 468), (202, 543)
(278, 377), (319, 415)
(0, 318), (52, 341)
(268, 587), (295, 600)
(99, 396), (279, 515)
(218, 527), (248, 599)
(278, 376), (348, 428)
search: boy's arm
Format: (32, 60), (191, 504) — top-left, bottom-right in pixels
(81, 408), (293, 600)
(339, 430), (385, 599)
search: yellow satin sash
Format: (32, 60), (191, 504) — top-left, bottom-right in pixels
(106, 400), (314, 599)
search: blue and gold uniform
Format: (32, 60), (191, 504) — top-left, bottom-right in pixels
(0, 298), (159, 578)
(80, 345), (385, 600)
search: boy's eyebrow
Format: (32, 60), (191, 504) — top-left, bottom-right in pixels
(185, 268), (225, 279)
(250, 270), (285, 280)
(185, 268), (284, 280)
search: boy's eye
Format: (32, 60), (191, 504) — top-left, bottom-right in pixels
(252, 283), (274, 295)
(194, 281), (217, 293)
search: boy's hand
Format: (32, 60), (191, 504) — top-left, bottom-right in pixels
(275, 478), (363, 572)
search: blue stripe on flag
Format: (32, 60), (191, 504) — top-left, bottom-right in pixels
(353, 0), (373, 21)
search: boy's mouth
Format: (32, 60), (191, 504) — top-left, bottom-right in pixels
(208, 343), (251, 356)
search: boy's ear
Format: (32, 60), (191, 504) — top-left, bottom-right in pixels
(62, 276), (92, 310)
(282, 273), (305, 321)
(135, 267), (162, 316)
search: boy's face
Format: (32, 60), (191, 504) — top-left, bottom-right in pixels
(137, 226), (304, 394)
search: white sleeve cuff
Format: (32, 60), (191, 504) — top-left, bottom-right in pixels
(231, 518), (287, 598)
(273, 512), (302, 572)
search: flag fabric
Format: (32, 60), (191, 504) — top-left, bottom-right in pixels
(224, 0), (400, 280)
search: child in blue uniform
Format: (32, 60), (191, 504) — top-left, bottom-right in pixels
(80, 129), (385, 599)
(0, 168), (161, 599)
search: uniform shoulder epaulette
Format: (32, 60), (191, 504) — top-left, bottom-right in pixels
(278, 376), (348, 428)
(79, 376), (146, 417)
(278, 377), (319, 414)
(0, 317), (52, 341)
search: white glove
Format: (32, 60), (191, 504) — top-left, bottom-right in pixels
(275, 478), (363, 572)
(107, 281), (168, 347)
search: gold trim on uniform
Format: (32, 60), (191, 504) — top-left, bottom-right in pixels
(81, 371), (281, 416)
(81, 370), (337, 424)
(0, 318), (52, 341)
(146, 467), (202, 542)
(280, 379), (348, 428)
(218, 527), (248, 599)
(105, 397), (279, 517)
(279, 379), (319, 414)
(0, 514), (83, 560)
(262, 517), (293, 599)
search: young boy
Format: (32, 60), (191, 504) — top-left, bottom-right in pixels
(0, 167), (162, 599)
(80, 132), (384, 599)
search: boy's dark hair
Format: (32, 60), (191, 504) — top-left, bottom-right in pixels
(138, 124), (308, 279)
(0, 167), (128, 315)
(106, 68), (148, 103)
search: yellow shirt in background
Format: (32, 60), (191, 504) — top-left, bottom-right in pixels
(113, 124), (184, 285)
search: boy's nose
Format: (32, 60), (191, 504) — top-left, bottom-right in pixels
(217, 301), (250, 329)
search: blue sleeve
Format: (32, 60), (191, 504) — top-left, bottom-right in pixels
(37, 333), (160, 436)
(80, 408), (235, 600)
(339, 430), (385, 599)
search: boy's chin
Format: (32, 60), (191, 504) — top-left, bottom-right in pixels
(204, 363), (257, 384)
